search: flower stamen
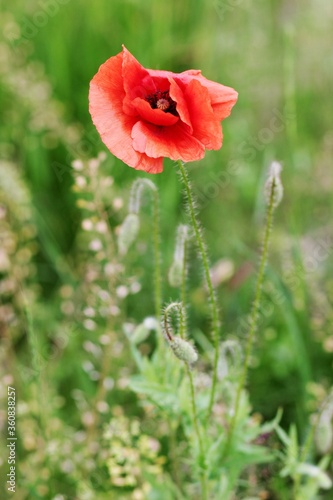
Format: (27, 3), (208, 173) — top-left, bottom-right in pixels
(156, 98), (170, 111)
(146, 90), (178, 116)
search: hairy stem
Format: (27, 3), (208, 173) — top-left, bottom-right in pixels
(223, 177), (277, 458)
(152, 187), (162, 321)
(188, 367), (208, 500)
(177, 160), (220, 421)
(164, 300), (208, 498)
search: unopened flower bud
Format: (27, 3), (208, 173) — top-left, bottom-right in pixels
(129, 178), (157, 214)
(315, 420), (333, 455)
(118, 213), (140, 255)
(131, 323), (151, 345)
(168, 225), (189, 287)
(315, 410), (333, 454)
(168, 261), (183, 288)
(169, 337), (198, 366)
(265, 161), (283, 208)
(131, 317), (159, 345)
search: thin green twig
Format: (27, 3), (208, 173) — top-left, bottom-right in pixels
(164, 301), (208, 498)
(187, 366), (208, 500)
(177, 160), (220, 422)
(223, 177), (277, 459)
(152, 187), (162, 320)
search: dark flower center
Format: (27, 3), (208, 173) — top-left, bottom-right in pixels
(145, 90), (178, 116)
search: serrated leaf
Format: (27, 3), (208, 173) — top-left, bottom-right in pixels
(129, 376), (178, 410)
(276, 425), (290, 447)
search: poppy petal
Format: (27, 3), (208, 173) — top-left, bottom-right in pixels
(89, 53), (163, 173)
(177, 71), (238, 121)
(184, 79), (222, 150)
(131, 121), (205, 162)
(132, 97), (179, 126)
(193, 77), (238, 121)
(169, 78), (193, 133)
(122, 46), (156, 115)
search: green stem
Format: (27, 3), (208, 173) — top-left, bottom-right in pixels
(177, 160), (220, 421)
(223, 178), (277, 458)
(152, 188), (162, 320)
(180, 235), (188, 339)
(164, 301), (208, 498)
(181, 231), (208, 497)
(188, 367), (208, 500)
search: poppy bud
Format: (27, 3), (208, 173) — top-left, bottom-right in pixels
(162, 301), (197, 365)
(169, 337), (198, 366)
(315, 417), (333, 455)
(168, 261), (183, 288)
(129, 178), (157, 215)
(131, 317), (159, 344)
(117, 213), (140, 255)
(315, 404), (333, 455)
(168, 225), (189, 287)
(131, 323), (150, 345)
(265, 161), (283, 208)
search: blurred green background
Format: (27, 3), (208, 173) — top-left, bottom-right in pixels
(1, 0), (333, 495)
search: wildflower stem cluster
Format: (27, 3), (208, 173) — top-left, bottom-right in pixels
(163, 301), (207, 499)
(224, 166), (280, 457)
(152, 186), (162, 320)
(177, 160), (220, 420)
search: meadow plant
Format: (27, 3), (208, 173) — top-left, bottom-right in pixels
(86, 47), (332, 498)
(1, 15), (333, 499)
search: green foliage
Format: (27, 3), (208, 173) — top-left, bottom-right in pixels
(277, 425), (332, 499)
(1, 0), (333, 499)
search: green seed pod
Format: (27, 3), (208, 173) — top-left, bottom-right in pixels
(118, 213), (140, 255)
(170, 337), (198, 365)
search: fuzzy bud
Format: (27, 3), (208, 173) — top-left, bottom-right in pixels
(117, 213), (140, 255)
(218, 339), (243, 380)
(131, 317), (159, 345)
(315, 406), (333, 455)
(169, 337), (198, 366)
(168, 261), (183, 288)
(264, 161), (283, 208)
(168, 225), (189, 287)
(129, 178), (157, 215)
(315, 418), (333, 455)
(131, 323), (150, 345)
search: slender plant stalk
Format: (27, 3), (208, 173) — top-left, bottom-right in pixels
(177, 160), (220, 420)
(152, 187), (162, 320)
(187, 366), (208, 500)
(180, 235), (188, 339)
(223, 177), (277, 458)
(180, 226), (208, 499)
(164, 301), (208, 498)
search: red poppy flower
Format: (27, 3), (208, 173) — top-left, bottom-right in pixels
(89, 46), (238, 174)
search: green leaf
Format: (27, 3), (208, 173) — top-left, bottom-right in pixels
(129, 376), (178, 410)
